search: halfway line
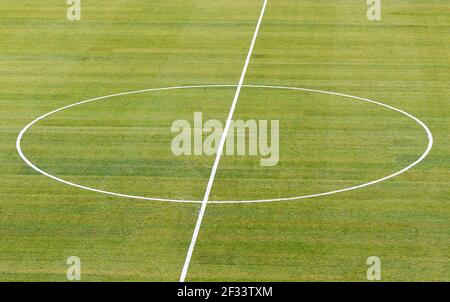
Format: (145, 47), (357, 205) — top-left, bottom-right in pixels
(179, 0), (268, 282)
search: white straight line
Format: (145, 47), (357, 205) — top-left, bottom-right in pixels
(179, 0), (268, 282)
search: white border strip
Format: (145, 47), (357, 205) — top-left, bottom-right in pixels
(16, 84), (434, 204)
(179, 0), (268, 282)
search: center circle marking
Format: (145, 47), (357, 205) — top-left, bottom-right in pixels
(16, 84), (433, 204)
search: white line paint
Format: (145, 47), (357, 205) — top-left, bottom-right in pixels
(16, 84), (434, 204)
(179, 0), (268, 282)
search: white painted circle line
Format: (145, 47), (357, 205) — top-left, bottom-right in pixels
(16, 84), (434, 204)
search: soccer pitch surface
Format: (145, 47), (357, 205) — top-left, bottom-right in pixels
(1, 0), (449, 281)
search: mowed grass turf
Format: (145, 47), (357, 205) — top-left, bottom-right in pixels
(0, 0), (449, 281)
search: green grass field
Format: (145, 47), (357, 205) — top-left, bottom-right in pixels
(0, 0), (449, 281)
